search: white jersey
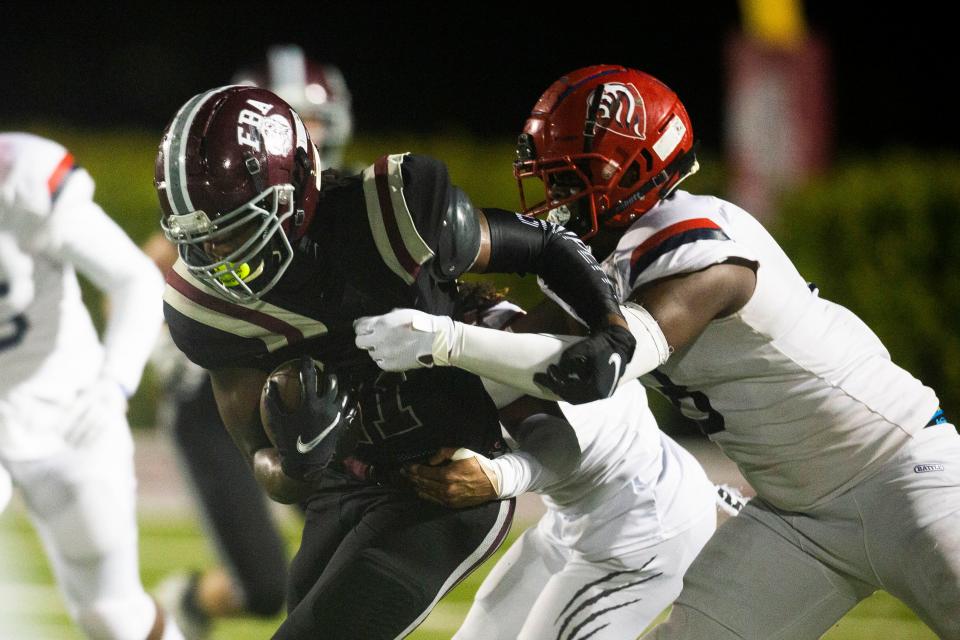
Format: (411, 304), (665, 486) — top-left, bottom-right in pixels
(0, 133), (163, 460)
(598, 190), (939, 511)
(480, 301), (714, 556)
(541, 383), (714, 557)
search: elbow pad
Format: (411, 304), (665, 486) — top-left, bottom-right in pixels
(431, 186), (482, 281)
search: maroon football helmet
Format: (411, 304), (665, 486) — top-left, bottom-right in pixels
(515, 65), (698, 239)
(233, 44), (353, 170)
(156, 85), (320, 302)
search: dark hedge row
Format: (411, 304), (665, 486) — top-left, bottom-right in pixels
(775, 152), (960, 418)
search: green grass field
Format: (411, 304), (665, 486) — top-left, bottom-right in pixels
(0, 508), (937, 639)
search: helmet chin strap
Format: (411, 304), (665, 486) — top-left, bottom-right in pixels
(243, 151), (267, 193)
(291, 145), (315, 230)
(599, 142), (699, 224)
(582, 84), (607, 153)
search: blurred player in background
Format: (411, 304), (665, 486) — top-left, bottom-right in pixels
(0, 133), (182, 639)
(150, 44), (354, 639)
(357, 65), (960, 639)
(233, 44), (354, 172)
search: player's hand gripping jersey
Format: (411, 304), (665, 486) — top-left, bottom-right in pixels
(588, 190), (940, 510)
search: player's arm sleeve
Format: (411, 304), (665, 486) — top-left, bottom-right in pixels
(449, 301), (669, 400)
(471, 209), (624, 330)
(45, 171), (164, 396)
(486, 413), (581, 498)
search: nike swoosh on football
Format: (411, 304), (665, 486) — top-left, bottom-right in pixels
(607, 353), (622, 398)
(296, 413), (341, 454)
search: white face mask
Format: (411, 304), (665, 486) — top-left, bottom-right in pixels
(162, 184), (297, 303)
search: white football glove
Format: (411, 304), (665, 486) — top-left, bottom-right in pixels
(65, 377), (128, 447)
(354, 308), (458, 371)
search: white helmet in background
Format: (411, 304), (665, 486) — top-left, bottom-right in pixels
(233, 44), (353, 170)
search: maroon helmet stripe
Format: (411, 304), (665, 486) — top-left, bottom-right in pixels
(373, 156), (421, 280)
(167, 269), (304, 345)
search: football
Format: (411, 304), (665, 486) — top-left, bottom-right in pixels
(259, 359), (307, 447)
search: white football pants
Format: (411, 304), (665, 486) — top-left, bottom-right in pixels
(455, 506), (716, 640)
(3, 417), (166, 639)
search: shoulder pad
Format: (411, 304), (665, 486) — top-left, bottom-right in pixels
(361, 153), (437, 285)
(611, 195), (757, 292)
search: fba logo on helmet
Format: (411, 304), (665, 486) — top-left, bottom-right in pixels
(587, 83), (647, 140)
(237, 99), (294, 155)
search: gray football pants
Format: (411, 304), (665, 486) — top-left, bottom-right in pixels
(648, 422), (960, 640)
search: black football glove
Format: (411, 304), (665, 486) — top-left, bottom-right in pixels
(533, 324), (637, 404)
(263, 356), (354, 481)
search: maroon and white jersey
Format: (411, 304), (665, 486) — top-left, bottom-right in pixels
(557, 190), (939, 510)
(164, 153), (462, 373)
(164, 153), (505, 467)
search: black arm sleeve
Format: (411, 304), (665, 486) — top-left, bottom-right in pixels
(394, 155), (620, 328)
(481, 208), (622, 329)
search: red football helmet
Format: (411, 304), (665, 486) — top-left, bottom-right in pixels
(156, 85), (320, 302)
(233, 44), (353, 170)
(515, 65), (698, 239)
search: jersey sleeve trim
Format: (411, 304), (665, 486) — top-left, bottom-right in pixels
(362, 153), (435, 285)
(47, 152), (78, 204)
(164, 261), (327, 354)
(629, 217), (730, 285)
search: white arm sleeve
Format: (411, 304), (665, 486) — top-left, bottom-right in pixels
(480, 377), (526, 409)
(449, 302), (670, 400)
(486, 413), (581, 499)
(48, 196), (164, 396)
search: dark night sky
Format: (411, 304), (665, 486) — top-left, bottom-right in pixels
(1, 3), (955, 153)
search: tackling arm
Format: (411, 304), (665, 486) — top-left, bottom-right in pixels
(630, 261), (756, 348)
(356, 262), (755, 399)
(487, 262), (756, 392)
(405, 404), (581, 508)
(209, 367), (312, 504)
(468, 208), (627, 332)
(356, 302), (666, 401)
